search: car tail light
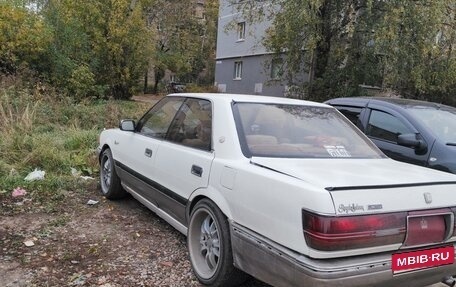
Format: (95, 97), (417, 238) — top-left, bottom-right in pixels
(404, 209), (452, 246)
(302, 210), (407, 251)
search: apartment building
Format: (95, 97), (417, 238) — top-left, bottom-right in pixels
(214, 1), (291, 96)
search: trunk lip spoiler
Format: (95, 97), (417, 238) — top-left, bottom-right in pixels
(326, 181), (456, 191)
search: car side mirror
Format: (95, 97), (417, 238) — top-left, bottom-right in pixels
(397, 133), (427, 153)
(119, 119), (135, 132)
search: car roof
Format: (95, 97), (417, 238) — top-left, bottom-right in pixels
(326, 97), (451, 110)
(167, 93), (330, 108)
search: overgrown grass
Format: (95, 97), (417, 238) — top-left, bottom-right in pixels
(0, 84), (149, 201)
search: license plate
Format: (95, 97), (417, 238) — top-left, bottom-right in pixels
(392, 246), (454, 274)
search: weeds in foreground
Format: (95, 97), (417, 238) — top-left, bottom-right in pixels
(0, 84), (149, 209)
(0, 87), (39, 136)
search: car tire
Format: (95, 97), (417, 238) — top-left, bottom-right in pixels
(188, 199), (247, 287)
(99, 149), (126, 199)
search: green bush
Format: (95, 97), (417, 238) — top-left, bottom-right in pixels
(67, 65), (105, 99)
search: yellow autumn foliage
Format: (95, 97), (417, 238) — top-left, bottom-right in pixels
(0, 3), (52, 73)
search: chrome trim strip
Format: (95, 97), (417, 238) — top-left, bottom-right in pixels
(249, 160), (302, 181)
(123, 184), (188, 235)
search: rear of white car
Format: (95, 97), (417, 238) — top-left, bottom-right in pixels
(225, 161), (456, 286)
(227, 98), (456, 287)
(98, 94), (456, 287)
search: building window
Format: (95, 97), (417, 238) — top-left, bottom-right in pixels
(270, 58), (283, 80)
(237, 22), (246, 41)
(234, 61), (243, 80)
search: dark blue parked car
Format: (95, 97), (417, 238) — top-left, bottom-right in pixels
(326, 97), (456, 174)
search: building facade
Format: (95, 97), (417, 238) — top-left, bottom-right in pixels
(215, 1), (291, 97)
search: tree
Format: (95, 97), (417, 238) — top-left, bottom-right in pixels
(146, 0), (219, 93)
(229, 0), (456, 104)
(42, 0), (153, 99)
(1, 0), (218, 98)
(0, 2), (52, 74)
(187, 0), (219, 86)
(373, 1), (456, 103)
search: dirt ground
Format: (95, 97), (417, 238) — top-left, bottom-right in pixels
(1, 184), (448, 287)
(0, 182), (269, 287)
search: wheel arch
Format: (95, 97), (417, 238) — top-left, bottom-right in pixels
(186, 188), (234, 225)
(98, 144), (111, 162)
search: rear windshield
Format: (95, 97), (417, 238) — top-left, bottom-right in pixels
(233, 102), (385, 159)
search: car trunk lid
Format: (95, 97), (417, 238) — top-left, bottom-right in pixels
(253, 157), (456, 250)
(251, 157), (456, 214)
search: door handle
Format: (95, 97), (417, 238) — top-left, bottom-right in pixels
(191, 165), (203, 177)
(145, 148), (153, 157)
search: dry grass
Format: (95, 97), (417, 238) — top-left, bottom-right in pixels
(0, 84), (149, 193)
(0, 89), (39, 135)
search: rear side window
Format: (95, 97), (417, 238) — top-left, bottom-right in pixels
(167, 99), (212, 151)
(367, 110), (412, 142)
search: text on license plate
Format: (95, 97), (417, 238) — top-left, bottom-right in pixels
(392, 246), (454, 274)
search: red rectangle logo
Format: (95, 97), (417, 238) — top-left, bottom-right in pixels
(392, 246), (454, 273)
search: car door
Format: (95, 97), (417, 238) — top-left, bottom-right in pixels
(364, 107), (429, 166)
(114, 97), (186, 204)
(153, 98), (215, 225)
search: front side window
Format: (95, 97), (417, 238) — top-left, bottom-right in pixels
(167, 99), (212, 151)
(234, 61), (243, 80)
(367, 110), (412, 142)
(408, 107), (456, 144)
(233, 103), (384, 158)
(137, 97), (184, 139)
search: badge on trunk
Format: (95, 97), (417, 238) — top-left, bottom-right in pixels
(423, 192), (432, 204)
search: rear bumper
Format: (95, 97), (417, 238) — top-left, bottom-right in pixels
(230, 222), (455, 287)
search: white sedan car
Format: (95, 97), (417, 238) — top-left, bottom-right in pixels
(98, 94), (456, 287)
